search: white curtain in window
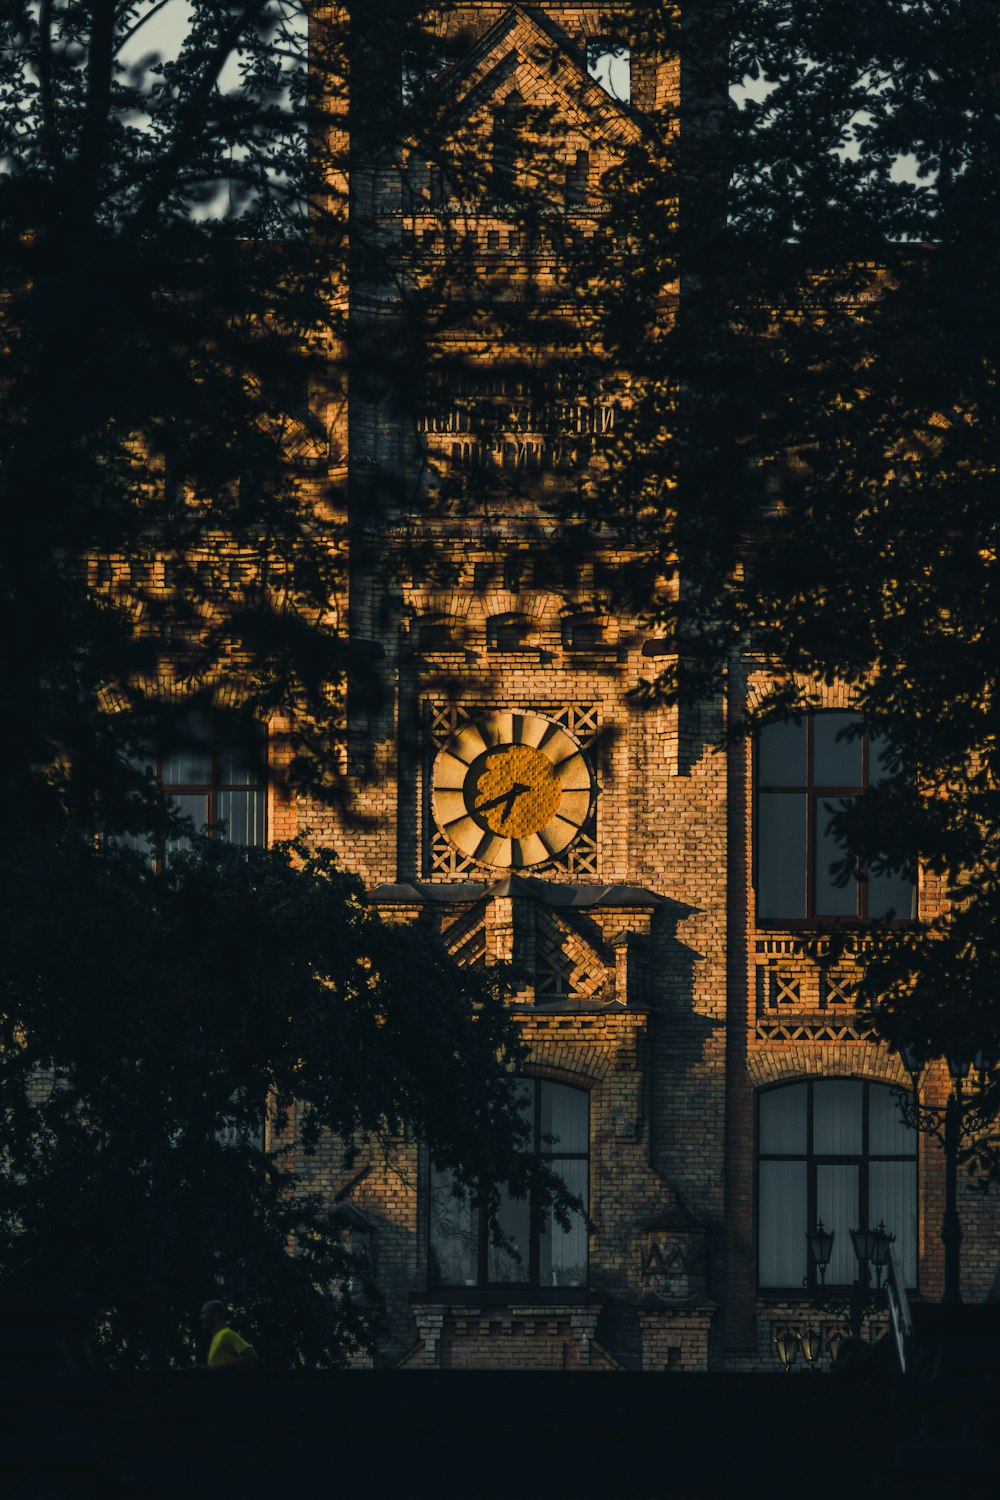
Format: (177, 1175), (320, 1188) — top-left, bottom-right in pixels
(869, 1161), (918, 1288)
(869, 1086), (915, 1155)
(487, 1185), (531, 1284)
(541, 1082), (588, 1153)
(217, 789), (266, 846)
(428, 1166), (477, 1286)
(540, 1158), (588, 1288)
(759, 1160), (807, 1287)
(759, 1083), (807, 1154)
(817, 1164), (859, 1284)
(813, 1080), (863, 1154)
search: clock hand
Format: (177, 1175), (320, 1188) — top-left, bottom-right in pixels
(474, 782), (531, 821)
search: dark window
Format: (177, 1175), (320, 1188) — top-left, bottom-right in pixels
(429, 1079), (589, 1289)
(758, 1080), (917, 1290)
(492, 92), (525, 201)
(565, 150), (591, 209)
(125, 713), (267, 862)
(487, 612), (531, 651)
(414, 615), (454, 651)
(561, 615), (603, 651)
(755, 712), (916, 922)
(215, 1098), (266, 1152)
(503, 554), (526, 592)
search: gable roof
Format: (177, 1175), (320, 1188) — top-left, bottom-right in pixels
(405, 5), (642, 153)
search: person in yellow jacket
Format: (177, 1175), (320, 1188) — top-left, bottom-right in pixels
(200, 1300), (258, 1370)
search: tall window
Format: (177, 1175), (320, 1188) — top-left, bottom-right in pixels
(492, 92), (525, 202)
(758, 1080), (918, 1290)
(755, 711), (916, 922)
(565, 150), (591, 209)
(429, 1079), (589, 1289)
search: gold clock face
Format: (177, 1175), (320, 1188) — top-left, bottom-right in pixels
(431, 712), (596, 869)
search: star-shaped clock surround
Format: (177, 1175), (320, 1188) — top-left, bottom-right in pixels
(430, 711), (597, 869)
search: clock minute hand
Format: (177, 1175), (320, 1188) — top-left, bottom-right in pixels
(475, 782), (531, 822)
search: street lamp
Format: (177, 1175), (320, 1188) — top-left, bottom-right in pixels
(805, 1218), (895, 1342)
(806, 1221), (834, 1285)
(896, 1044), (991, 1305)
(773, 1328), (800, 1373)
(941, 1054), (970, 1303)
(799, 1327), (824, 1370)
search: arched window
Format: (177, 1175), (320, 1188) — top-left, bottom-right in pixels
(413, 614), (454, 652)
(758, 1080), (917, 1290)
(561, 614), (604, 651)
(429, 1079), (589, 1289)
(755, 711), (916, 922)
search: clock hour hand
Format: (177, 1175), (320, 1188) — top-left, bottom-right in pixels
(474, 781), (531, 823)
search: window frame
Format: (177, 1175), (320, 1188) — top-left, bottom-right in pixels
(126, 714), (268, 868)
(753, 710), (915, 927)
(756, 1078), (919, 1294)
(428, 1077), (590, 1294)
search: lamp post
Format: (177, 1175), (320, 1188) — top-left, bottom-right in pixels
(805, 1217), (894, 1343)
(898, 1044), (983, 1306)
(941, 1056), (969, 1304)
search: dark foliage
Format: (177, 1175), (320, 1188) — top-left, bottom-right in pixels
(0, 2), (570, 1365)
(0, 835), (547, 1365)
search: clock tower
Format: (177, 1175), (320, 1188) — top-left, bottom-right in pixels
(299, 1), (1000, 1372)
(304, 1), (735, 1375)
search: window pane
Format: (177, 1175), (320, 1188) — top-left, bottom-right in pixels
(118, 828), (155, 865)
(758, 719), (807, 786)
(217, 790), (266, 847)
(218, 724), (265, 786)
(813, 713), (863, 787)
(758, 793), (808, 918)
(869, 1084), (917, 1157)
(868, 866), (917, 921)
(540, 1082), (588, 1154)
(759, 1083), (807, 1155)
(539, 1158), (588, 1288)
(813, 1080), (863, 1154)
(488, 1185), (531, 1284)
(759, 1160), (807, 1287)
(868, 732), (895, 785)
(429, 1166), (478, 1286)
(817, 1164), (859, 1283)
(815, 797), (858, 916)
(869, 1161), (917, 1289)
(162, 715), (212, 785)
(165, 792), (208, 855)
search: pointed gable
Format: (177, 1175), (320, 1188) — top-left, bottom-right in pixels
(407, 5), (642, 155)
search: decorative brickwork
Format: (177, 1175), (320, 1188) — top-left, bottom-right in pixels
(289, 2), (1000, 1373)
(422, 698), (601, 878)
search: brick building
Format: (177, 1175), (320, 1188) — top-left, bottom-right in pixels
(261, 3), (1000, 1372)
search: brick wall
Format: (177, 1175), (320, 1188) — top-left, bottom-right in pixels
(287, 1), (1000, 1372)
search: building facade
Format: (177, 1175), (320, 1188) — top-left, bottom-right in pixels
(266, 3), (999, 1372)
